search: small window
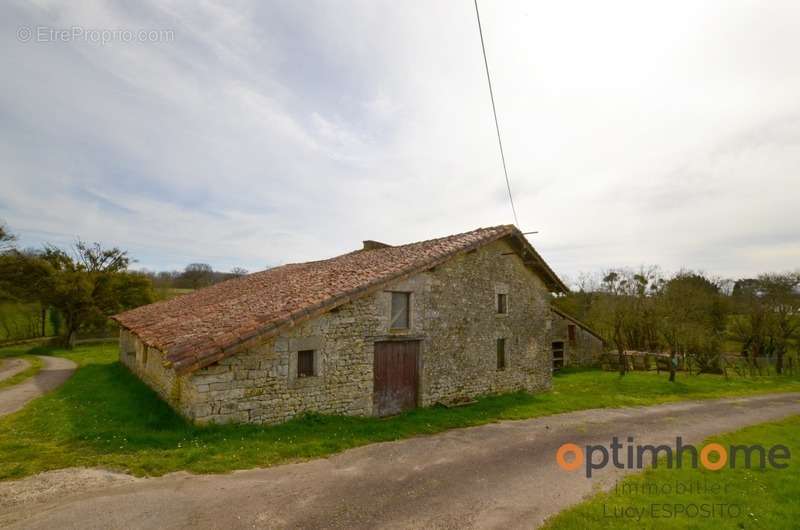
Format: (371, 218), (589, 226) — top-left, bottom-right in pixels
(391, 292), (410, 329)
(297, 350), (315, 377)
(496, 338), (506, 370)
(552, 341), (565, 371)
(497, 293), (507, 314)
(568, 324), (577, 344)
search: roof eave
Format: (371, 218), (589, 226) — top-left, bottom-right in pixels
(507, 228), (569, 294)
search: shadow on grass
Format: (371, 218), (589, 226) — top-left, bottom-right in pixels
(26, 345), (61, 356)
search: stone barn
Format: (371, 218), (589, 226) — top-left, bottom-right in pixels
(113, 225), (571, 425)
(550, 306), (604, 369)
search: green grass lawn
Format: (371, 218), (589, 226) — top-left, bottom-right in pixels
(543, 415), (800, 529)
(1, 343), (800, 481)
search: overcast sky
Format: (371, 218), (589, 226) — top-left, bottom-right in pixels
(2, 1), (798, 283)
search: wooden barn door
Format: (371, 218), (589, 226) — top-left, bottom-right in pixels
(373, 340), (419, 416)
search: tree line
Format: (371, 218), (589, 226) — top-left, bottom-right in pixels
(3, 221), (797, 368)
(140, 263), (248, 292)
(0, 223), (249, 345)
(555, 267), (800, 381)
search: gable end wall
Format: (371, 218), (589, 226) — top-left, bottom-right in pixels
(551, 314), (604, 366)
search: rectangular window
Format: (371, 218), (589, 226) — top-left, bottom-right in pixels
(497, 293), (507, 314)
(568, 324), (577, 344)
(552, 341), (565, 371)
(391, 292), (410, 329)
(297, 350), (315, 377)
(496, 338), (506, 370)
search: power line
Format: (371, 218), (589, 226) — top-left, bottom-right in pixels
(473, 0), (519, 228)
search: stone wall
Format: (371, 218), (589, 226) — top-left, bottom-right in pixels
(119, 237), (557, 424)
(550, 312), (603, 367)
(119, 328), (196, 417)
(419, 239), (554, 405)
(187, 296), (381, 424)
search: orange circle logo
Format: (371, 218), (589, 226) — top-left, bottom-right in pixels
(556, 443), (584, 471)
(700, 443), (728, 470)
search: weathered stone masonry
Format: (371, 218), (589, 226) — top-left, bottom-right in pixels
(550, 310), (604, 367)
(121, 238), (556, 424)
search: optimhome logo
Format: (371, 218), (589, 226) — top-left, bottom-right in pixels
(556, 437), (791, 478)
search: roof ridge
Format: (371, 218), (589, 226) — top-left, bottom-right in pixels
(113, 224), (560, 375)
(384, 224), (515, 251)
(275, 224), (517, 266)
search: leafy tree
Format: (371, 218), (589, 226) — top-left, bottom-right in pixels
(730, 277), (771, 374)
(657, 272), (727, 380)
(757, 273), (800, 374)
(0, 248), (53, 303)
(0, 241), (154, 346)
(42, 243), (154, 345)
(556, 265), (797, 381)
(48, 307), (62, 336)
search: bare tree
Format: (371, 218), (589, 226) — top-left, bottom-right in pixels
(0, 223), (16, 253)
(73, 240), (130, 273)
(230, 267), (249, 277)
(181, 263), (214, 289)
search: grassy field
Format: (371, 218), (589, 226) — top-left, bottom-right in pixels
(0, 343), (799, 481)
(154, 287), (194, 301)
(0, 302), (55, 342)
(543, 415), (800, 529)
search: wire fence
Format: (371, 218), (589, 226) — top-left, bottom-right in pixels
(599, 351), (799, 376)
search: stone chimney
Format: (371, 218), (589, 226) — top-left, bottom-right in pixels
(362, 240), (391, 251)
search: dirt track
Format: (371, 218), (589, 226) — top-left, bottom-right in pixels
(1, 392), (798, 529)
(0, 356), (76, 417)
(0, 357), (30, 382)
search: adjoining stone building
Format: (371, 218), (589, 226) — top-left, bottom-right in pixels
(550, 306), (604, 369)
(114, 225), (583, 425)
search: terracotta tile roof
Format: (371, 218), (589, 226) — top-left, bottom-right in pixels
(113, 225), (567, 374)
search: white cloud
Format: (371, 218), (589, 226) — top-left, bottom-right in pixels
(1, 0), (798, 279)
